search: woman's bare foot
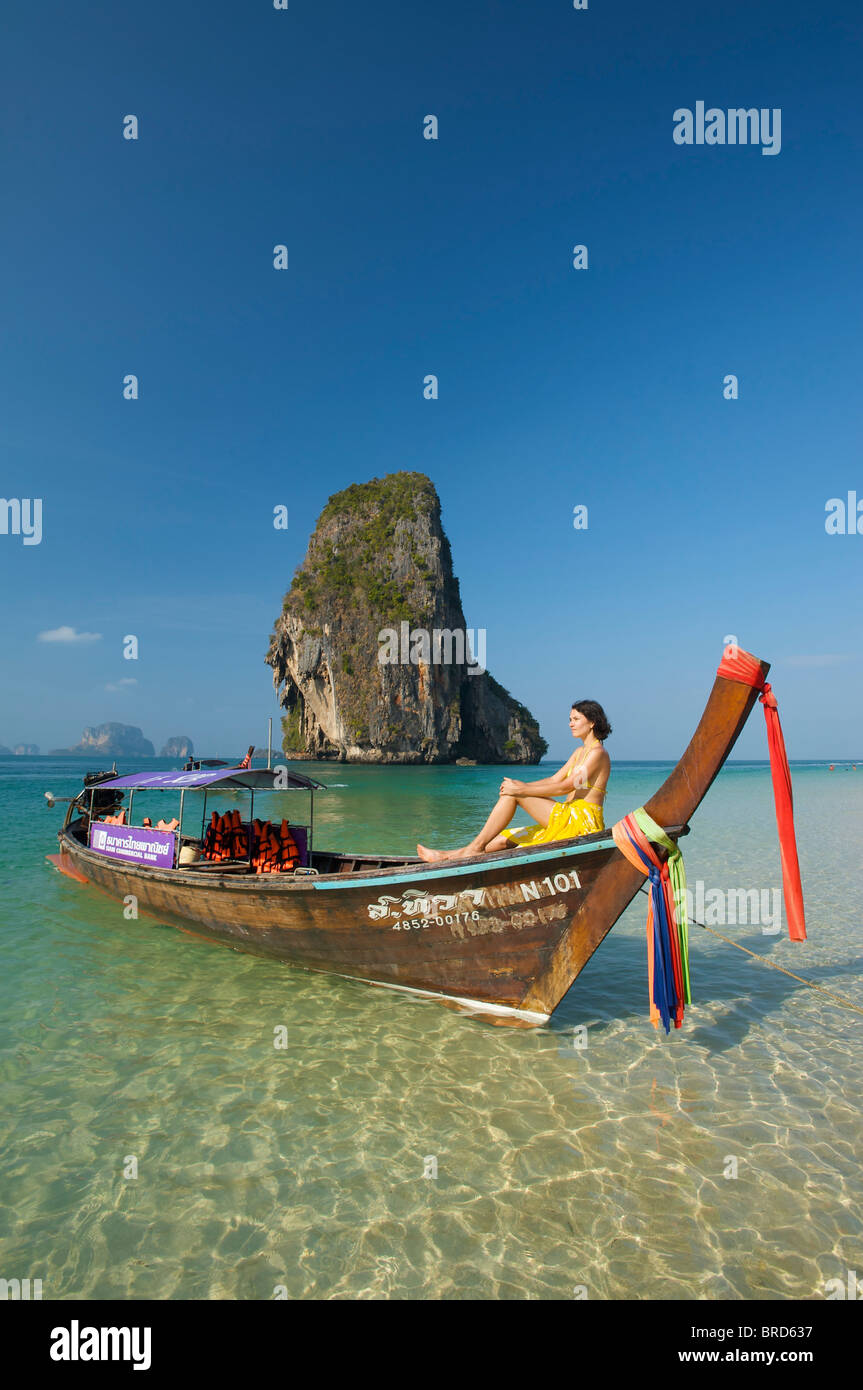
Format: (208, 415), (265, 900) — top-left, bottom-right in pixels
(417, 841), (483, 862)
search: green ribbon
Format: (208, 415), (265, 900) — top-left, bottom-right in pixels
(632, 807), (691, 1005)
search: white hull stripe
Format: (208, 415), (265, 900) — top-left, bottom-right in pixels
(332, 971), (550, 1024)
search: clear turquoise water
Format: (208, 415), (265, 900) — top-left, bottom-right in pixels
(1, 756), (861, 1300)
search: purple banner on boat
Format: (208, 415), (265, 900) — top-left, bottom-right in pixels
(89, 823), (175, 867)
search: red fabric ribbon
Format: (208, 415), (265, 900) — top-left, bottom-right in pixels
(716, 646), (806, 941)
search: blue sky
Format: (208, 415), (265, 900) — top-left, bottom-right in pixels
(1, 0), (860, 760)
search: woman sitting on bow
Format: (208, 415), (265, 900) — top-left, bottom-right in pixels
(417, 699), (611, 861)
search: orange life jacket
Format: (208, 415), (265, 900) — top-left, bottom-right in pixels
(279, 820), (300, 871)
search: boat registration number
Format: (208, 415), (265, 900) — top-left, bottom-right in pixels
(391, 911), (481, 932)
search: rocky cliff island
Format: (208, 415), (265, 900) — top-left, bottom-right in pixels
(266, 473), (547, 763)
(160, 737), (194, 759)
(51, 723), (156, 757)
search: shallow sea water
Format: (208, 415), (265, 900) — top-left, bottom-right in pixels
(1, 757), (861, 1299)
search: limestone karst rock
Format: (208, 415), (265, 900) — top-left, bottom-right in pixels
(51, 723), (156, 757)
(160, 737), (194, 758)
(266, 473), (547, 764)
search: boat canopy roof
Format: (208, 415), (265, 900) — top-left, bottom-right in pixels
(94, 768), (327, 792)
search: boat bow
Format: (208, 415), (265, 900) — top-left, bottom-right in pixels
(518, 656), (770, 1018)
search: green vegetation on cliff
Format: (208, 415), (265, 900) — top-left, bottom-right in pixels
(486, 674), (545, 745)
(280, 707), (304, 753)
(286, 473), (439, 626)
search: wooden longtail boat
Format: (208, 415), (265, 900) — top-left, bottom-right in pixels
(46, 654), (770, 1026)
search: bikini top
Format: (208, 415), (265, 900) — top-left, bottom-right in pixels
(564, 746), (608, 799)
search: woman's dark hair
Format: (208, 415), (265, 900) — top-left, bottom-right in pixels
(571, 699), (612, 741)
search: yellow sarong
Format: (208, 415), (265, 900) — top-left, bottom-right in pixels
(504, 798), (604, 847)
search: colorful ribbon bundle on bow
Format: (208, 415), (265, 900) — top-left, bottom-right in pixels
(612, 807), (691, 1033)
(716, 645), (806, 942)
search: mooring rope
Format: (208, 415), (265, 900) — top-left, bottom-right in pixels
(637, 885), (863, 1019)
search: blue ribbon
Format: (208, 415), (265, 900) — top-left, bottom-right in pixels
(628, 837), (679, 1034)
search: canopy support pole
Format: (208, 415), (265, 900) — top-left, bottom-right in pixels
(177, 789), (185, 867)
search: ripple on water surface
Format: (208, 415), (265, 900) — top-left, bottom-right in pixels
(1, 759), (862, 1298)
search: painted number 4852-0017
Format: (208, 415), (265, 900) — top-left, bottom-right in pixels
(519, 870), (582, 902)
(393, 911), (480, 931)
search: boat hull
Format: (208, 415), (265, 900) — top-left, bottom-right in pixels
(51, 832), (624, 1022)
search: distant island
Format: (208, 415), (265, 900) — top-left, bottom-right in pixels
(0, 743), (40, 755)
(50, 723), (156, 757)
(160, 736), (194, 758)
(266, 472), (547, 763)
(47, 726), (206, 759)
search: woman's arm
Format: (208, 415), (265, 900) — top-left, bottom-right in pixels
(502, 748), (604, 799)
(500, 760), (576, 798)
